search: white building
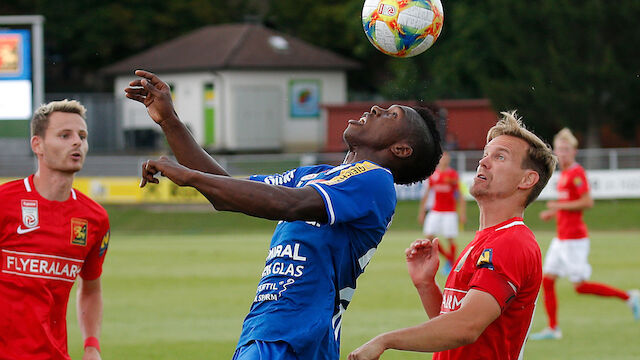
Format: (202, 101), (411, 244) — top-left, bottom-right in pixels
(103, 23), (358, 152)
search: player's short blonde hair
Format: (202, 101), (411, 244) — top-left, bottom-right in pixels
(31, 99), (87, 137)
(553, 127), (578, 148)
(487, 111), (557, 207)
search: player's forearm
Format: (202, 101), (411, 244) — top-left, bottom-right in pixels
(372, 310), (479, 353)
(76, 279), (103, 340)
(554, 196), (593, 211)
(159, 118), (229, 177)
(415, 282), (443, 319)
(187, 171), (327, 222)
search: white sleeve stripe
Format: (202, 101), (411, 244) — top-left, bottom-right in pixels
(495, 220), (525, 231)
(23, 177), (31, 192)
(358, 248), (377, 270)
(310, 183), (335, 225)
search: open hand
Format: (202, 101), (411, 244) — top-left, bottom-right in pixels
(124, 70), (177, 125)
(406, 238), (440, 289)
(539, 209), (555, 221)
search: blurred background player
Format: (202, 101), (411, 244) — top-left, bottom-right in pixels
(126, 70), (442, 360)
(417, 151), (466, 274)
(349, 111), (557, 360)
(530, 128), (640, 340)
(0, 100), (110, 359)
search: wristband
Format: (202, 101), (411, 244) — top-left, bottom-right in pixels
(84, 336), (100, 352)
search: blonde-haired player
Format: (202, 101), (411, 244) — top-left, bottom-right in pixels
(349, 111), (557, 360)
(530, 128), (640, 340)
(0, 100), (110, 359)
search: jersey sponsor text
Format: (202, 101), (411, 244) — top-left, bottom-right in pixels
(2, 249), (84, 282)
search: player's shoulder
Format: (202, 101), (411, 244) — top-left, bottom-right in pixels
(0, 177), (29, 198)
(72, 188), (109, 219)
(325, 160), (392, 181)
(568, 163), (586, 175)
(489, 218), (537, 248)
(0, 177), (27, 190)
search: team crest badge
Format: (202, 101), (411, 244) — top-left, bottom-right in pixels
(99, 230), (110, 257)
(70, 218), (88, 246)
(21, 200), (39, 228)
(477, 248), (494, 270)
(573, 177), (583, 187)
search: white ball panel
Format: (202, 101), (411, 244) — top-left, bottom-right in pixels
(362, 0), (380, 19)
(408, 35), (434, 57)
(374, 22), (399, 53)
(398, 6), (433, 29)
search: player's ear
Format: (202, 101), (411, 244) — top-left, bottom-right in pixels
(31, 136), (43, 156)
(518, 170), (539, 190)
(391, 142), (413, 159)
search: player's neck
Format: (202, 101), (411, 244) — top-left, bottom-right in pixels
(476, 199), (524, 230)
(344, 148), (384, 166)
(33, 167), (76, 202)
(560, 159), (576, 171)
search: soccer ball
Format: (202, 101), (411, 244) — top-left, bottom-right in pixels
(362, 0), (444, 58)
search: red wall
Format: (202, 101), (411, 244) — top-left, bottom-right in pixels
(323, 99), (498, 152)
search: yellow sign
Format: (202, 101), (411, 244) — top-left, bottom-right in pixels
(1, 177), (210, 204)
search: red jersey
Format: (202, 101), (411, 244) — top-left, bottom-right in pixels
(556, 163), (589, 240)
(0, 175), (110, 360)
(434, 218), (542, 360)
(428, 168), (459, 212)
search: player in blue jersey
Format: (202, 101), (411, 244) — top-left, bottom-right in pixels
(125, 70), (442, 360)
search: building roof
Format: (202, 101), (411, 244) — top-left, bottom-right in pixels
(102, 23), (359, 75)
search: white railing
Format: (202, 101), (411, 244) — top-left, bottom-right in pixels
(2, 148), (640, 200)
(2, 148), (640, 177)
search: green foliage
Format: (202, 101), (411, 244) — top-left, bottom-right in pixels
(3, 0), (639, 142)
(394, 0), (640, 143)
(2, 1), (254, 90)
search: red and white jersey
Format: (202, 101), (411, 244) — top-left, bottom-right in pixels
(434, 217), (542, 360)
(0, 175), (110, 360)
(556, 163), (589, 240)
(428, 168), (459, 212)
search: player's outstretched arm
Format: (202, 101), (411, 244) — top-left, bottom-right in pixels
(141, 157), (328, 223)
(76, 278), (103, 360)
(348, 289), (501, 360)
(125, 70), (229, 177)
(547, 192), (594, 211)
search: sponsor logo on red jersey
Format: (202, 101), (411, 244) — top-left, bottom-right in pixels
(21, 199), (39, 228)
(70, 218), (88, 246)
(477, 248), (494, 270)
(441, 288), (466, 312)
(99, 230), (110, 257)
(1, 249), (84, 282)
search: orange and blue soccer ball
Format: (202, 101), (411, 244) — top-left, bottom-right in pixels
(362, 0), (444, 58)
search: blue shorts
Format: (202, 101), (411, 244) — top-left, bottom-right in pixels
(232, 341), (298, 360)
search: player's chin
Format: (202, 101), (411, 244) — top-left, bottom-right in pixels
(64, 162), (84, 173)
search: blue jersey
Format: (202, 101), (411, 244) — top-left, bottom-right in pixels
(236, 160), (397, 360)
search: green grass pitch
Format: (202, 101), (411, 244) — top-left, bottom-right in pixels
(66, 200), (640, 359)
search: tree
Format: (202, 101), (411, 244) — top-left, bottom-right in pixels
(383, 0), (640, 145)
